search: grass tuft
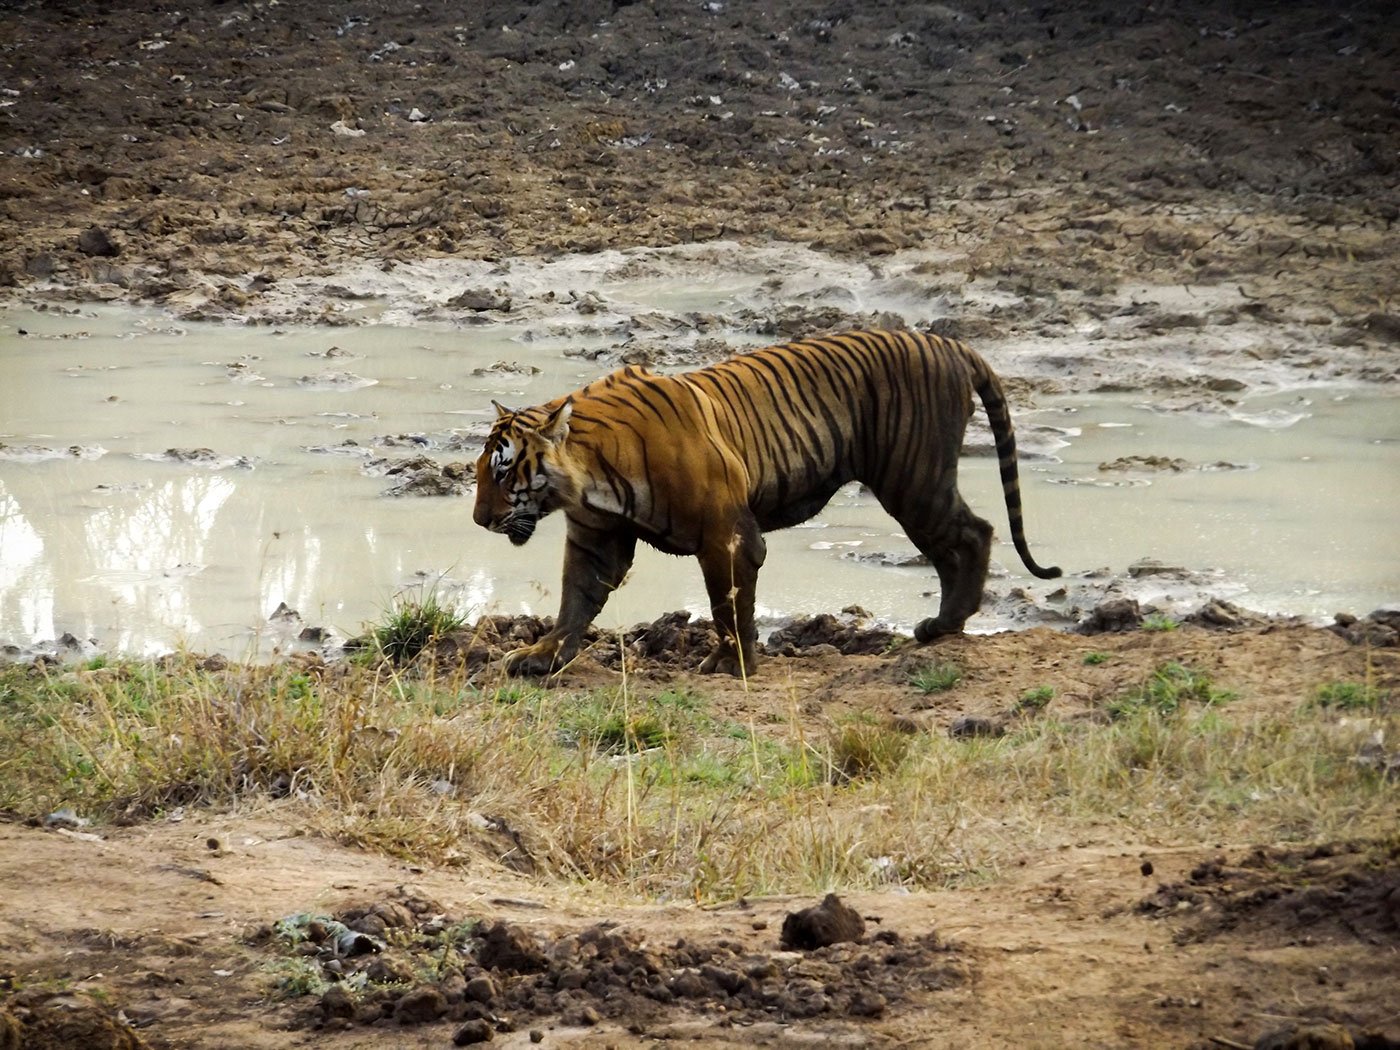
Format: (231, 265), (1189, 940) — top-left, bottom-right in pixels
(1106, 663), (1234, 720)
(908, 661), (962, 694)
(1312, 680), (1387, 711)
(1014, 685), (1055, 714)
(365, 589), (467, 666)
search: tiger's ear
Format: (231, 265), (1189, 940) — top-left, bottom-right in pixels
(539, 398), (573, 443)
(491, 399), (514, 419)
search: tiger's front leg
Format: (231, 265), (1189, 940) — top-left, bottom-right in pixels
(503, 521), (637, 677)
(696, 515), (766, 677)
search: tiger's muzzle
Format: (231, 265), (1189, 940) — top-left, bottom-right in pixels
(501, 513), (538, 547)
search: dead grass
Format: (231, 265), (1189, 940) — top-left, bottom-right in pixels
(0, 653), (1394, 902)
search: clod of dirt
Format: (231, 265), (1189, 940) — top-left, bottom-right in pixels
(1099, 454), (1191, 473)
(1253, 1022), (1357, 1050)
(1135, 840), (1400, 948)
(375, 455), (472, 497)
(2, 994), (148, 1050)
(947, 715), (1005, 739)
(1078, 597), (1143, 634)
(449, 288), (512, 312)
(393, 985), (448, 1025)
(476, 921), (549, 974)
(779, 893), (866, 950)
(77, 226), (120, 258)
(765, 611), (901, 656)
(453, 1019), (495, 1044)
(1329, 610), (1400, 648)
(319, 985), (355, 1021)
(1187, 599), (1274, 630)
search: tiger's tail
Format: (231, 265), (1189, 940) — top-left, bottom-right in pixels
(965, 347), (1062, 580)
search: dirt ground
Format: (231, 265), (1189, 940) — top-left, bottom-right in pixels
(3, 618), (1398, 1050)
(2, 1), (1399, 1047)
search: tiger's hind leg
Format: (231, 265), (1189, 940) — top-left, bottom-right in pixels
(897, 498), (994, 643)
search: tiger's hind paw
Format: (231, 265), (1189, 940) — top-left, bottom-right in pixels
(914, 617), (965, 644)
(699, 648), (757, 677)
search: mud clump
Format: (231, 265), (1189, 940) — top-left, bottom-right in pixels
(0, 993), (148, 1050)
(766, 609), (902, 657)
(374, 456), (472, 497)
(1135, 840), (1400, 948)
(779, 893), (866, 950)
(1078, 597), (1144, 634)
(277, 894), (960, 1037)
(1330, 610), (1400, 649)
(475, 921), (549, 974)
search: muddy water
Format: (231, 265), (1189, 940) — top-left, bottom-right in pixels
(2, 293), (1397, 658)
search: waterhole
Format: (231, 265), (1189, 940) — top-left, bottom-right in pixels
(2, 266), (1396, 658)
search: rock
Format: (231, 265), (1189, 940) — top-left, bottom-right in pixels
(393, 985), (447, 1025)
(947, 715), (1004, 739)
(453, 1019), (495, 1044)
(78, 226), (120, 257)
(1253, 1022), (1356, 1050)
(1185, 599), (1268, 629)
(1127, 558), (1188, 578)
(780, 893), (865, 950)
(1329, 610), (1400, 648)
(319, 985), (356, 1021)
(448, 287), (512, 312)
(464, 975), (498, 1004)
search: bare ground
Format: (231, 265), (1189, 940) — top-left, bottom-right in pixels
(3, 619), (1399, 1049)
(2, 1), (1399, 1047)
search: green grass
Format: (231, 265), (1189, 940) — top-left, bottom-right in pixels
(364, 588), (468, 666)
(1106, 662), (1235, 721)
(1312, 680), (1387, 711)
(1083, 651), (1110, 666)
(1141, 614), (1180, 633)
(0, 655), (1394, 902)
(907, 661), (962, 694)
(1014, 685), (1055, 714)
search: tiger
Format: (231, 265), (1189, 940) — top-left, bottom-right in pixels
(472, 329), (1060, 677)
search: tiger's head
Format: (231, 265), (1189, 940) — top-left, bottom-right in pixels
(472, 398), (577, 546)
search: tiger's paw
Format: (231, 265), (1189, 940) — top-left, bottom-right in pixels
(913, 616), (965, 644)
(699, 648), (757, 677)
(502, 642), (565, 677)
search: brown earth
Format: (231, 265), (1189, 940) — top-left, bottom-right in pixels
(2, 1), (1399, 1048)
(1, 0), (1398, 344)
(3, 616), (1399, 1049)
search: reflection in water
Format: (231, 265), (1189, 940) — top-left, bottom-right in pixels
(81, 475), (236, 647)
(1, 303), (1397, 658)
(0, 485), (50, 641)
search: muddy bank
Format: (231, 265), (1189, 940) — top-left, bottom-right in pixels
(1, 0), (1397, 355)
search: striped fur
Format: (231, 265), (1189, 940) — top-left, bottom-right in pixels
(473, 329), (1059, 676)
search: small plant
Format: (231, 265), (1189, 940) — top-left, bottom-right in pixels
(1014, 685), (1055, 714)
(265, 957), (333, 999)
(1107, 663), (1234, 720)
(1313, 681), (1385, 711)
(1083, 651), (1110, 666)
(908, 661), (962, 694)
(368, 590), (467, 665)
(1142, 615), (1179, 633)
(827, 717), (911, 783)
